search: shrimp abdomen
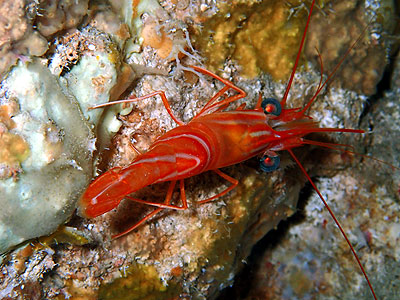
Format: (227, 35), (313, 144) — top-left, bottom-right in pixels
(79, 167), (128, 218)
(79, 130), (212, 217)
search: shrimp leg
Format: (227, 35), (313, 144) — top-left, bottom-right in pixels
(125, 169), (238, 209)
(90, 91), (185, 126)
(112, 179), (181, 238)
(191, 66), (247, 117)
(91, 67), (246, 123)
(125, 179), (187, 210)
(197, 170), (238, 204)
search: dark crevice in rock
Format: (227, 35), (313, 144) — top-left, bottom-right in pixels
(216, 181), (314, 299)
(359, 45), (399, 127)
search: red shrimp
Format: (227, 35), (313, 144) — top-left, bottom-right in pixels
(78, 0), (383, 298)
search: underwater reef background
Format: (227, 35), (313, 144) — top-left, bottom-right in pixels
(0, 0), (399, 299)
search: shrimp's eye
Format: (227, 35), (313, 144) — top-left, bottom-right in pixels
(261, 98), (281, 116)
(260, 155), (280, 172)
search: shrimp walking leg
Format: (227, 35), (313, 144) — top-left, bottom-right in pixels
(125, 169), (238, 209)
(197, 170), (238, 204)
(192, 66), (247, 117)
(90, 67), (247, 123)
(112, 180), (182, 238)
(91, 91), (185, 125)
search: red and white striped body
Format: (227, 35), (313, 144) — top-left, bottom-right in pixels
(79, 108), (311, 218)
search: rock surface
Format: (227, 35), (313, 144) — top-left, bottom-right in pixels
(0, 0), (399, 299)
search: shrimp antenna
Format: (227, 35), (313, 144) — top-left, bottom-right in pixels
(280, 0), (316, 107)
(299, 19), (373, 115)
(303, 139), (400, 171)
(287, 149), (378, 300)
(278, 0), (378, 298)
